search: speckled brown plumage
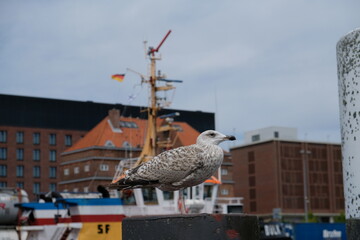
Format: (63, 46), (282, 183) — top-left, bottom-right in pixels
(109, 130), (236, 191)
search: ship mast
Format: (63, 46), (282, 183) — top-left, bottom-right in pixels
(135, 30), (174, 166)
(110, 30), (183, 186)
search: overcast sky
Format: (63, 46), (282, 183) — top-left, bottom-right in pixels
(1, 1), (359, 147)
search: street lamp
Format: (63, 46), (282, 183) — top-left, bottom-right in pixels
(300, 149), (311, 222)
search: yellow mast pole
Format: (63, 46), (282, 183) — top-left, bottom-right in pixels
(149, 55), (157, 157)
(135, 30), (172, 166)
(135, 57), (156, 165)
(146, 55), (158, 156)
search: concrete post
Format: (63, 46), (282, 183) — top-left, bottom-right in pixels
(122, 214), (260, 240)
(337, 28), (360, 239)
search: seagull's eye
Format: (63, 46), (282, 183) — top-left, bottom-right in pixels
(208, 132), (216, 137)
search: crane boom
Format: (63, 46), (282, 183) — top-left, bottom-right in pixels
(148, 30), (172, 55)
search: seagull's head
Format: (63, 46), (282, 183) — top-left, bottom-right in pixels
(196, 130), (236, 145)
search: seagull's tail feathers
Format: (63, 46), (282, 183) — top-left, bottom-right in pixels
(108, 177), (160, 191)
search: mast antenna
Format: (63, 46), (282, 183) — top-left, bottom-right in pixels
(148, 30), (172, 56)
(143, 41), (148, 59)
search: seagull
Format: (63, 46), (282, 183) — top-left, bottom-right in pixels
(108, 130), (236, 191)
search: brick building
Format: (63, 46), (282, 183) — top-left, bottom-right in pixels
(0, 94), (215, 200)
(59, 109), (147, 192)
(218, 152), (235, 197)
(0, 126), (85, 199)
(230, 127), (344, 222)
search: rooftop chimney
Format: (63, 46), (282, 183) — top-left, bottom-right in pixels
(108, 109), (120, 129)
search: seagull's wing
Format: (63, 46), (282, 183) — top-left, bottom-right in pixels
(128, 144), (206, 183)
(108, 145), (206, 190)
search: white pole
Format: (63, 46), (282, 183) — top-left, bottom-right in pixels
(300, 149), (311, 222)
(337, 28), (360, 223)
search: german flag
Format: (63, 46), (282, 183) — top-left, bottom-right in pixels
(111, 74), (125, 82)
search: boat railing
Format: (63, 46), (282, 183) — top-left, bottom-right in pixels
(215, 197), (244, 205)
(60, 192), (102, 199)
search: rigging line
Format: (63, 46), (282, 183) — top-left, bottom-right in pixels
(120, 83), (144, 118)
(114, 75), (145, 180)
(169, 87), (176, 107)
(119, 68), (145, 118)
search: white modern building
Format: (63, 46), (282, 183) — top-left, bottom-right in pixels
(244, 126), (298, 144)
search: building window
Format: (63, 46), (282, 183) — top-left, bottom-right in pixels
(16, 165), (24, 177)
(249, 176), (256, 187)
(221, 189), (229, 195)
(74, 167), (79, 174)
(33, 183), (40, 194)
(49, 167), (57, 178)
(65, 135), (72, 146)
(16, 149), (24, 161)
(274, 131), (279, 138)
(49, 150), (56, 162)
(0, 148), (7, 160)
(249, 189), (256, 199)
(248, 151), (255, 162)
(100, 164), (109, 171)
(49, 134), (56, 145)
(49, 183), (56, 192)
(33, 166), (41, 178)
(120, 121), (138, 128)
(142, 188), (158, 204)
(84, 186), (89, 192)
(172, 124), (183, 132)
(251, 134), (260, 142)
(122, 141), (131, 148)
(0, 182), (7, 187)
(221, 168), (228, 175)
(105, 140), (115, 147)
(33, 133), (40, 145)
(64, 169), (69, 176)
(248, 163), (255, 174)
(84, 165), (90, 172)
(33, 149), (40, 161)
(0, 131), (7, 143)
(0, 165), (7, 177)
(73, 188), (79, 193)
(16, 182), (24, 189)
(250, 201), (257, 212)
(16, 132), (24, 143)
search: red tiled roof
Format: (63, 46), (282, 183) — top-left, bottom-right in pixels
(65, 116), (147, 152)
(65, 116), (199, 153)
(171, 122), (199, 146)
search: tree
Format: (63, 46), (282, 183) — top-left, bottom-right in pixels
(333, 212), (346, 223)
(306, 212), (319, 223)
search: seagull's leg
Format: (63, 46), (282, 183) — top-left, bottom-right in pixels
(178, 190), (183, 214)
(178, 189), (184, 214)
(182, 189), (187, 214)
(179, 188), (187, 214)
